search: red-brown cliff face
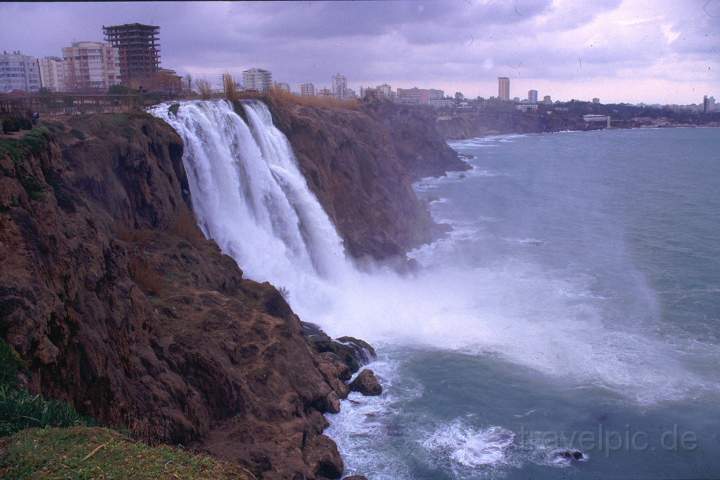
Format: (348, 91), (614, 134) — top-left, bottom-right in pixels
(264, 96), (468, 261)
(0, 115), (348, 479)
(0, 98), (465, 479)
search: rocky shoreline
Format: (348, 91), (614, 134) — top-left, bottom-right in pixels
(436, 108), (720, 140)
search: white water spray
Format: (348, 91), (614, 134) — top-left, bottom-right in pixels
(150, 100), (711, 405)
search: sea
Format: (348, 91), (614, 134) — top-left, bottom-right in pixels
(327, 127), (720, 480)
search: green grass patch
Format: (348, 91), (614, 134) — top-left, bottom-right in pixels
(0, 139), (23, 164)
(19, 127), (50, 155)
(0, 386), (91, 437)
(0, 127), (51, 200)
(0, 427), (255, 479)
(0, 340), (90, 437)
(0, 127), (51, 162)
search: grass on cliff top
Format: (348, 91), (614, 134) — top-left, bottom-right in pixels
(267, 88), (360, 110)
(0, 126), (51, 164)
(0, 427), (255, 480)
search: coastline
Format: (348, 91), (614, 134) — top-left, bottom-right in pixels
(442, 121), (720, 142)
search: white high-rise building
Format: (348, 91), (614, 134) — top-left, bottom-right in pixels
(377, 83), (392, 98)
(62, 42), (120, 91)
(0, 50), (41, 93)
(332, 73), (347, 99)
(39, 56), (66, 92)
(528, 89), (538, 104)
(396, 87), (444, 105)
(300, 82), (315, 96)
(242, 68), (272, 93)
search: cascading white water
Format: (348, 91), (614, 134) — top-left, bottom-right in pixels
(150, 100), (353, 318)
(149, 99), (709, 406)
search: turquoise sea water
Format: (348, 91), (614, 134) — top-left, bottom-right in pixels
(328, 127), (720, 479)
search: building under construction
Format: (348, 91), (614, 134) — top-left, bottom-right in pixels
(103, 23), (160, 84)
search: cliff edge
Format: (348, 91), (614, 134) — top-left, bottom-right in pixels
(0, 116), (349, 479)
(265, 95), (468, 261)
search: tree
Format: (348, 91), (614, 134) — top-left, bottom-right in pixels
(195, 79), (212, 99)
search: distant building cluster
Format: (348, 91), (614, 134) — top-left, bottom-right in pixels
(4, 23), (714, 111)
(1, 23), (182, 94)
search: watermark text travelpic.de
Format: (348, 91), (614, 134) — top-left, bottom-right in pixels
(516, 424), (699, 456)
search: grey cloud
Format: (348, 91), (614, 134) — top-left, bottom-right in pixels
(0, 0), (717, 103)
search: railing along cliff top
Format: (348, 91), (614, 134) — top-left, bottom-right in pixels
(0, 92), (194, 116)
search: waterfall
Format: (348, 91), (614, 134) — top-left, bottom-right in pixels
(150, 100), (351, 316)
(149, 99), (706, 406)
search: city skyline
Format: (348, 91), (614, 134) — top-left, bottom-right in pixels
(1, 0), (718, 104)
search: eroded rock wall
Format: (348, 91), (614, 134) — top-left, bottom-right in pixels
(0, 115), (347, 479)
(265, 97), (467, 261)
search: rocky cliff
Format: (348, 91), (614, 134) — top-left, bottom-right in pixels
(436, 110), (595, 139)
(264, 96), (468, 261)
(0, 115), (352, 479)
(436, 107), (720, 140)
(0, 99), (464, 478)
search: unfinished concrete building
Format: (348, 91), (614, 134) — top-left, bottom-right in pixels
(103, 23), (160, 85)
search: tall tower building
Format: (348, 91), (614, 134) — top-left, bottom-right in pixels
(103, 23), (160, 84)
(528, 89), (538, 103)
(498, 77), (510, 101)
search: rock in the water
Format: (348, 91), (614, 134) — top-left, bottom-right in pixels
(553, 449), (586, 462)
(336, 336), (376, 363)
(302, 322), (376, 374)
(343, 476), (368, 480)
(349, 369), (382, 396)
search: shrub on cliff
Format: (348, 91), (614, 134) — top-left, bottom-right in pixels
(0, 128), (51, 200)
(1, 117), (32, 134)
(267, 88), (359, 110)
(0, 340), (90, 437)
(0, 386), (90, 437)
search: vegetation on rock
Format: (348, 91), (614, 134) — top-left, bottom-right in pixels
(0, 427), (255, 480)
(0, 340), (90, 437)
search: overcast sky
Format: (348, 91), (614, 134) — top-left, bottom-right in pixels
(1, 0), (718, 104)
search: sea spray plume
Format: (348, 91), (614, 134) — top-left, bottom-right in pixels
(149, 100), (709, 405)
